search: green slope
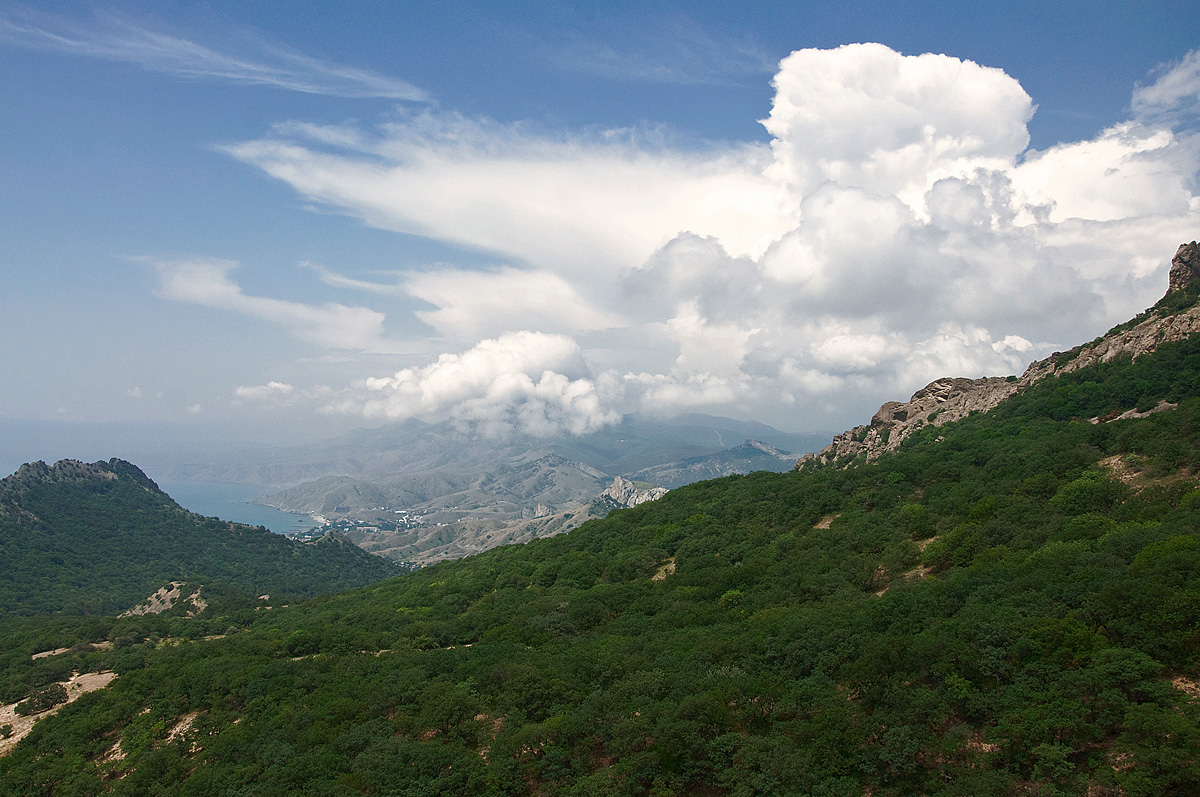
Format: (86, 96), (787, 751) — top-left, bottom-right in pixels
(0, 458), (401, 616)
(5, 336), (1200, 794)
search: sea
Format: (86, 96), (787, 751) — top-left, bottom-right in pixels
(156, 480), (319, 536)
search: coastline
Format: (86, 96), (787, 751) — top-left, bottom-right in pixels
(156, 480), (322, 536)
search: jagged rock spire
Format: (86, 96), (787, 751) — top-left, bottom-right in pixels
(1169, 241), (1200, 293)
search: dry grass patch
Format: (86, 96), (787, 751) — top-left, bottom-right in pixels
(1099, 453), (1200, 493)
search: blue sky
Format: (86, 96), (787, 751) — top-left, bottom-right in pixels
(2, 1), (1199, 465)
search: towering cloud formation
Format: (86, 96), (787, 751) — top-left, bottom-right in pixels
(763, 44), (1035, 207)
(222, 43), (1200, 432)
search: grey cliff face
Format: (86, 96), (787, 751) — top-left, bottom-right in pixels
(600, 476), (668, 508)
(1168, 241), (1200, 294)
(799, 240), (1200, 470)
(798, 376), (1021, 469)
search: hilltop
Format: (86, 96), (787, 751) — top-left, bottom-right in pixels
(0, 458), (400, 616)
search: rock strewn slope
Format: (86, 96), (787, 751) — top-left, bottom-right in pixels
(799, 241), (1200, 469)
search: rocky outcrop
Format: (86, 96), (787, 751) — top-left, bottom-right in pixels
(119, 582), (207, 617)
(799, 241), (1200, 469)
(520, 503), (552, 519)
(798, 377), (1022, 468)
(1092, 400), (1178, 425)
(599, 476), (668, 508)
(1022, 302), (1200, 382)
(1168, 241), (1200, 293)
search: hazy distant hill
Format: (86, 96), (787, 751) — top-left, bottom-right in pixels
(628, 438), (797, 488)
(153, 414), (827, 565)
(161, 413), (826, 489)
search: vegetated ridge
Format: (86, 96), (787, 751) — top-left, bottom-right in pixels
(800, 241), (1200, 469)
(0, 457), (401, 616)
(4, 242), (1200, 794)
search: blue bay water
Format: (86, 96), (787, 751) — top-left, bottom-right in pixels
(156, 480), (318, 536)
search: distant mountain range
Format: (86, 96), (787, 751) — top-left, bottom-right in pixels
(161, 413), (826, 488)
(157, 413), (829, 564)
(628, 438), (798, 488)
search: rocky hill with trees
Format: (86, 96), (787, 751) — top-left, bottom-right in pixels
(799, 241), (1200, 470)
(0, 457), (400, 616)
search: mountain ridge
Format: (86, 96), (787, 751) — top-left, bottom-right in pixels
(0, 457), (401, 615)
(799, 240), (1200, 469)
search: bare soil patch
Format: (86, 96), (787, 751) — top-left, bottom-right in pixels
(0, 671), (117, 756)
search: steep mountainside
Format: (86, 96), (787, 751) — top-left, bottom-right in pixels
(4, 243), (1200, 795)
(800, 241), (1200, 469)
(0, 458), (399, 615)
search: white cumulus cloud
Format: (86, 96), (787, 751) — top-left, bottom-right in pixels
(330, 332), (621, 437)
(234, 381), (295, 400)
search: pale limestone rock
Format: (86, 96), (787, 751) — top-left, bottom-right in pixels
(1168, 241), (1200, 294)
(600, 476), (668, 507)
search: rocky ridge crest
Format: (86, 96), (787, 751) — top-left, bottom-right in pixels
(0, 458), (163, 521)
(798, 241), (1200, 469)
(599, 476), (668, 508)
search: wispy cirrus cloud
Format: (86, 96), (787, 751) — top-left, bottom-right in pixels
(541, 13), (773, 85)
(1133, 47), (1200, 122)
(300, 261), (406, 294)
(150, 257), (409, 354)
(0, 5), (427, 100)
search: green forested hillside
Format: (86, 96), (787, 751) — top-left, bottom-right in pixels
(4, 334), (1200, 794)
(0, 458), (401, 616)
